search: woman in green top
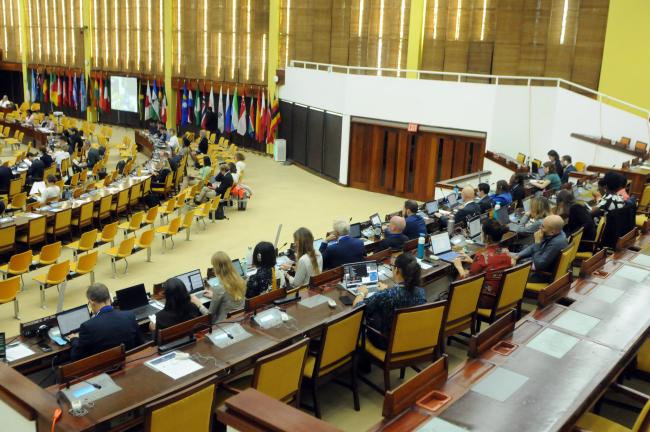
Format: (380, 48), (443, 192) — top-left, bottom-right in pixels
(530, 161), (561, 191)
(198, 156), (212, 181)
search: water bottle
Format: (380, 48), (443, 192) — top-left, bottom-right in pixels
(494, 203), (501, 220)
(417, 234), (425, 259)
(244, 246), (253, 271)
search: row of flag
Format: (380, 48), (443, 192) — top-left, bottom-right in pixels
(175, 83), (280, 144)
(143, 79), (168, 123)
(29, 69), (112, 113)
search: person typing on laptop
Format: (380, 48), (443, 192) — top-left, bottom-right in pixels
(514, 215), (568, 283)
(149, 278), (207, 332)
(320, 220), (366, 270)
(201, 252), (246, 322)
(453, 220), (514, 308)
(353, 253), (426, 353)
(69, 283), (144, 361)
(403, 200), (426, 239)
(282, 228), (323, 288)
(438, 186), (481, 230)
(246, 241), (277, 298)
(375, 216), (409, 251)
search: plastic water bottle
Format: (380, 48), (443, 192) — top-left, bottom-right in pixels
(417, 234), (425, 259)
(494, 203), (501, 220)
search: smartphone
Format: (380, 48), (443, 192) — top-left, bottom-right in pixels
(38, 341), (52, 353)
(339, 295), (354, 306)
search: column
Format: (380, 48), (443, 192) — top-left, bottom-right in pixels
(405, 0), (425, 79)
(18, 0), (29, 100)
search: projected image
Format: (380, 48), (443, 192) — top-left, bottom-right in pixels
(110, 76), (138, 113)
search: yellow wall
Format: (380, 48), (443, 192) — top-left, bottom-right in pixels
(599, 0), (650, 115)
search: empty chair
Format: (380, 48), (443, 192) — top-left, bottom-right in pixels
(32, 241), (62, 268)
(65, 229), (98, 259)
(144, 379), (216, 432)
(194, 199), (214, 229)
(46, 208), (72, 241)
(96, 222), (119, 247)
(179, 210), (195, 240)
(118, 211), (145, 237)
(69, 250), (98, 284)
(0, 250), (33, 290)
(128, 183), (142, 212)
(0, 276), (21, 319)
(576, 387), (650, 432)
(111, 189), (130, 219)
(0, 225), (15, 255)
(155, 216), (181, 250)
(143, 205), (158, 227)
(33, 260), (70, 310)
(71, 201), (94, 232)
(159, 197), (177, 222)
(476, 262), (532, 331)
(93, 194), (113, 227)
(104, 236), (136, 277)
(444, 273), (485, 340)
(16, 216), (46, 249)
(6, 192), (26, 212)
(134, 228), (155, 262)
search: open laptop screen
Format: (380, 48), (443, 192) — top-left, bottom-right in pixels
(344, 261), (378, 286)
(468, 216), (482, 238)
(425, 200), (438, 214)
(447, 193), (458, 207)
(115, 283), (149, 310)
(430, 233), (453, 255)
(174, 269), (204, 293)
(370, 213), (382, 227)
(349, 223), (362, 238)
(56, 305), (91, 336)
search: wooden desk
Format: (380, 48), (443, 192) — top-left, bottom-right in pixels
(134, 130), (155, 157)
(572, 133), (647, 159)
(0, 118), (50, 148)
(485, 150), (529, 174)
(436, 170), (492, 192)
(586, 164), (650, 197)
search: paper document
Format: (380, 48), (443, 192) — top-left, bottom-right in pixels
(145, 351), (203, 380)
(526, 328), (579, 359)
(299, 295), (331, 309)
(416, 418), (469, 432)
(471, 367), (529, 402)
(552, 310), (600, 336)
(6, 343), (36, 362)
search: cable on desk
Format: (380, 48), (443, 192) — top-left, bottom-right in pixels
(50, 408), (62, 432)
(190, 352), (219, 368)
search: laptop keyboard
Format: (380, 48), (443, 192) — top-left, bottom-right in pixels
(133, 304), (162, 320)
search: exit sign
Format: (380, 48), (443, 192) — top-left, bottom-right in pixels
(407, 123), (418, 132)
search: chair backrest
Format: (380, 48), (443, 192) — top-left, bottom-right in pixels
(632, 399), (650, 432)
(129, 183), (141, 205)
(0, 225), (16, 251)
(8, 178), (22, 198)
(69, 172), (80, 187)
(387, 301), (447, 360)
(252, 338), (309, 403)
(138, 229), (155, 248)
(39, 241), (62, 263)
(567, 227), (583, 263)
(130, 211), (145, 229)
(78, 202), (94, 227)
(144, 379), (216, 432)
(47, 260), (71, 284)
(182, 210), (194, 228)
(54, 208), (72, 231)
(78, 228), (98, 249)
(446, 273), (484, 327)
(142, 177), (152, 195)
(58, 345), (125, 386)
(116, 189), (129, 209)
(315, 307), (365, 373)
(552, 244), (575, 282)
(76, 250), (98, 272)
(494, 262), (532, 314)
(0, 276), (20, 302)
(8, 250), (32, 273)
(145, 205), (159, 223)
(10, 192), (26, 209)
(164, 197), (176, 212)
(516, 153), (526, 164)
(27, 216), (47, 244)
(98, 194), (112, 217)
(100, 222), (119, 242)
(167, 217), (181, 235)
(79, 168), (88, 182)
(117, 236), (136, 257)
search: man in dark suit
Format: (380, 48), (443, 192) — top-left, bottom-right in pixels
(197, 130), (209, 155)
(27, 153), (44, 183)
(40, 149), (53, 168)
(376, 216), (409, 252)
(205, 107), (218, 134)
(68, 283), (144, 361)
(0, 165), (14, 194)
(319, 220), (367, 270)
(195, 163), (233, 203)
(477, 183), (493, 213)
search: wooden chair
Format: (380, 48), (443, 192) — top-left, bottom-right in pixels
(93, 194), (113, 227)
(0, 276), (21, 319)
(16, 216), (46, 249)
(69, 250), (98, 284)
(524, 243), (574, 297)
(515, 152), (526, 164)
(134, 228), (155, 262)
(141, 176), (152, 198)
(444, 273), (485, 340)
(151, 172), (174, 197)
(476, 262), (532, 332)
(32, 241), (62, 268)
(222, 339), (309, 408)
(96, 221), (119, 247)
(360, 301), (448, 393)
(65, 228), (98, 259)
(302, 307), (365, 418)
(616, 136), (632, 149)
(104, 236), (136, 277)
(156, 216), (181, 250)
(0, 225), (16, 255)
(575, 384), (650, 432)
(576, 217), (606, 260)
(58, 345), (125, 386)
(128, 183), (142, 212)
(5, 192), (26, 213)
(0, 250), (32, 290)
(71, 201), (94, 232)
(33, 260), (70, 310)
(144, 378), (216, 432)
(46, 208), (72, 241)
(635, 141), (648, 155)
(118, 210), (144, 237)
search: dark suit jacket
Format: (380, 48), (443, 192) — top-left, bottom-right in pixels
(70, 307), (144, 361)
(453, 202), (481, 226)
(198, 137), (209, 154)
(478, 195), (493, 213)
(376, 231), (409, 252)
(28, 159), (45, 180)
(40, 154), (53, 168)
(0, 166), (13, 192)
(214, 172), (234, 198)
(205, 111), (218, 133)
(319, 236), (366, 270)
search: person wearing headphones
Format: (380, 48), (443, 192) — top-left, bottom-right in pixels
(246, 241), (277, 298)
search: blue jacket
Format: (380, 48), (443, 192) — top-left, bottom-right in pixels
(491, 192), (512, 207)
(70, 306), (144, 361)
(404, 214), (426, 240)
(319, 236), (366, 270)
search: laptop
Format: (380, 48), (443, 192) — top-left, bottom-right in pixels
(425, 200), (439, 215)
(115, 284), (162, 321)
(313, 238), (324, 252)
(467, 216), (483, 245)
(446, 193), (459, 209)
(56, 305), (91, 337)
(343, 261), (379, 296)
(494, 206), (510, 226)
(430, 233), (461, 262)
(369, 213), (382, 228)
(231, 259), (246, 278)
(175, 269), (206, 294)
(349, 222), (362, 239)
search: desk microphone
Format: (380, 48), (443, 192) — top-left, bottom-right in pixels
(63, 377), (103, 390)
(277, 242), (288, 252)
(214, 323), (234, 339)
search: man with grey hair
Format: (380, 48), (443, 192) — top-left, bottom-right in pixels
(319, 219), (366, 270)
(514, 215), (568, 282)
(376, 216), (409, 251)
(69, 283), (144, 361)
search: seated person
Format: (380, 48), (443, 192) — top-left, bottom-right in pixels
(446, 186), (481, 228)
(403, 200), (426, 239)
(40, 149), (53, 168)
(195, 163), (233, 203)
(282, 227), (323, 288)
(509, 174), (526, 208)
(510, 196), (551, 236)
(27, 151), (44, 182)
(87, 145), (105, 169)
(490, 180), (513, 207)
(35, 175), (61, 204)
(530, 162), (561, 191)
(197, 156), (212, 182)
(53, 148), (70, 170)
(201, 252), (246, 322)
(353, 253), (426, 350)
(555, 190), (596, 251)
(376, 216), (409, 251)
(548, 149), (563, 179)
(0, 165), (14, 194)
(560, 155), (577, 184)
(246, 241), (277, 298)
(168, 128), (180, 153)
(453, 219), (513, 309)
(69, 283), (144, 361)
(149, 278), (206, 332)
(592, 172), (626, 217)
(514, 215), (568, 282)
(197, 130), (209, 155)
(235, 152), (246, 177)
(228, 162), (239, 184)
(24, 109), (36, 126)
(319, 219), (366, 270)
(477, 183), (493, 213)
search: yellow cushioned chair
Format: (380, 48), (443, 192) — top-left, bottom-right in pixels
(143, 205), (158, 227)
(302, 307), (365, 418)
(96, 222), (119, 247)
(104, 236), (136, 277)
(576, 389), (650, 432)
(361, 301), (448, 393)
(445, 273), (485, 339)
(33, 260), (70, 309)
(576, 217), (606, 261)
(17, 216), (46, 248)
(0, 250), (32, 290)
(144, 379), (216, 432)
(93, 194), (113, 227)
(0, 225), (15, 255)
(156, 216), (181, 250)
(119, 210), (145, 237)
(477, 262), (532, 332)
(525, 242), (574, 296)
(32, 241), (62, 268)
(0, 276), (21, 319)
(111, 189), (130, 219)
(46, 208), (72, 241)
(179, 210), (195, 241)
(134, 228), (155, 262)
(159, 197), (177, 223)
(71, 201), (94, 232)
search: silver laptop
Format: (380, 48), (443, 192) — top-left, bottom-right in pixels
(447, 193), (459, 208)
(425, 200), (439, 215)
(56, 305), (91, 337)
(430, 233), (460, 262)
(495, 206), (510, 226)
(467, 216), (483, 245)
(343, 261), (379, 296)
(369, 213), (382, 228)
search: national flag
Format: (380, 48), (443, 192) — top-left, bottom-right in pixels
(68, 72), (73, 107)
(151, 79), (160, 121)
(269, 92), (281, 142)
(144, 81), (151, 121)
(57, 75), (63, 107)
(217, 86), (224, 133)
(80, 74), (87, 112)
(176, 86), (182, 125)
(231, 87), (239, 133)
(30, 70), (36, 103)
(62, 75), (68, 107)
(50, 74), (58, 107)
(224, 88), (231, 134)
(247, 96), (255, 138)
(161, 90), (167, 124)
(194, 90), (201, 127)
(42, 74), (49, 104)
(237, 91), (247, 136)
(187, 89), (194, 124)
(200, 89), (207, 128)
(94, 78), (100, 110)
(103, 77), (110, 112)
(255, 90), (262, 142)
(181, 83), (188, 126)
(259, 91), (267, 142)
(209, 85), (214, 110)
(266, 91), (274, 144)
(73, 74), (78, 110)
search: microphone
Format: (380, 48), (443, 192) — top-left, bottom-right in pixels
(63, 377), (103, 390)
(349, 217), (353, 222)
(214, 323), (234, 339)
(277, 242), (288, 252)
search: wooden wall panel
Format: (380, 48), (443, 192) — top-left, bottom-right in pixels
(572, 0), (609, 89)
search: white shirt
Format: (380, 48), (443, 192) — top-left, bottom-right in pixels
(0, 100), (10, 108)
(54, 151), (70, 167)
(236, 161), (246, 176)
(231, 172), (239, 184)
(168, 135), (179, 153)
(288, 252), (323, 288)
(29, 181), (46, 195)
(37, 185), (61, 204)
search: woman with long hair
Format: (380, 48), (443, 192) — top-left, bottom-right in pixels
(555, 189), (595, 251)
(510, 196), (551, 236)
(202, 251), (246, 322)
(282, 227), (323, 288)
(150, 277), (205, 331)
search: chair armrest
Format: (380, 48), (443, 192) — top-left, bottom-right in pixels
(220, 383), (242, 395)
(611, 383), (650, 404)
(365, 324), (385, 339)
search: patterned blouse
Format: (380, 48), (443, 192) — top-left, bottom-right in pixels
(598, 193), (626, 214)
(469, 245), (512, 297)
(361, 284), (426, 336)
(245, 267), (274, 299)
